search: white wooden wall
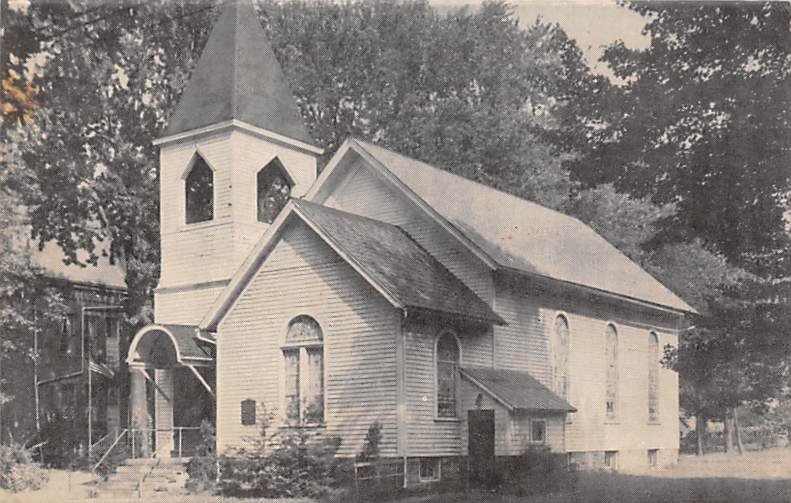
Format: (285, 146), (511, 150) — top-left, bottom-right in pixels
(323, 160), (494, 304)
(495, 281), (681, 466)
(156, 127), (318, 325)
(216, 220), (399, 457)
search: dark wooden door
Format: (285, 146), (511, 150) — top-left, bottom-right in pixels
(468, 409), (496, 486)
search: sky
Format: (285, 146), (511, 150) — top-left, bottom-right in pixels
(434, 0), (651, 76)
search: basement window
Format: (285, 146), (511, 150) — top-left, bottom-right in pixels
(604, 450), (618, 470)
(648, 449), (658, 467)
(419, 458), (440, 482)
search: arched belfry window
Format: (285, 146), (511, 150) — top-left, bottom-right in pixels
(648, 332), (659, 422)
(605, 324), (619, 419)
(185, 155), (214, 224)
(436, 331), (460, 418)
(282, 315), (324, 425)
(553, 314), (570, 401)
(257, 157), (293, 224)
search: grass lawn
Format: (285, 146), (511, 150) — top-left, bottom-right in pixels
(407, 449), (791, 503)
(2, 448), (789, 502)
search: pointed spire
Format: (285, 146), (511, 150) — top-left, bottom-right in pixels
(164, 0), (312, 145)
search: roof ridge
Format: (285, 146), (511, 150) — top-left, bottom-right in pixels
(351, 138), (583, 225)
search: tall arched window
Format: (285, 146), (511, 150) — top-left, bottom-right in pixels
(553, 314), (570, 401)
(257, 158), (292, 224)
(605, 324), (618, 419)
(282, 315), (324, 424)
(185, 156), (214, 224)
(648, 332), (659, 422)
(436, 331), (460, 418)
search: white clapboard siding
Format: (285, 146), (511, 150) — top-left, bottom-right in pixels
(493, 284), (552, 386)
(492, 278), (681, 462)
(403, 323), (462, 457)
(531, 297), (680, 456)
(510, 414), (565, 454)
(324, 161), (494, 304)
(154, 285), (226, 326)
(216, 220), (399, 457)
(160, 131), (234, 235)
(158, 128), (317, 291)
(229, 130), (317, 224)
(459, 380), (511, 456)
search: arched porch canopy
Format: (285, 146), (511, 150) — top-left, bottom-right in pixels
(127, 324), (215, 368)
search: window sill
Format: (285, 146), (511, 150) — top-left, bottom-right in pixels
(648, 421), (661, 426)
(279, 422), (326, 429)
(434, 417), (460, 423)
(179, 218), (229, 232)
(603, 420), (620, 425)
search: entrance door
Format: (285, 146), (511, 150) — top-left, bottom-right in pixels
(468, 409), (496, 486)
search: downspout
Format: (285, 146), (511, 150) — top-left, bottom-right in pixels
(401, 308), (408, 489)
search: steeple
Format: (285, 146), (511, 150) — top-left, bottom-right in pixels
(164, 0), (312, 145)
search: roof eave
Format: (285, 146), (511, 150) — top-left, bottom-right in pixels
(498, 265), (696, 316)
(405, 305), (505, 327)
(154, 119), (323, 155)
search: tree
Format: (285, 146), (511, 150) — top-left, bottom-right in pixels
(3, 0), (216, 327)
(579, 1), (791, 454)
(4, 0), (599, 328)
(587, 2), (790, 277)
(0, 161), (67, 433)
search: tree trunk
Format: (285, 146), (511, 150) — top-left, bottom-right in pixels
(724, 410), (735, 454)
(733, 408), (745, 455)
(696, 412), (705, 456)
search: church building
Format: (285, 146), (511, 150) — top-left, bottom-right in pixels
(127, 0), (692, 484)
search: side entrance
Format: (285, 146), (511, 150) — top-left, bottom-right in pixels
(468, 409), (496, 486)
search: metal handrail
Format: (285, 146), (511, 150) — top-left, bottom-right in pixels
(92, 429), (129, 474)
(125, 426), (201, 459)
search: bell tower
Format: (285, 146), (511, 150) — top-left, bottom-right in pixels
(153, 0), (322, 326)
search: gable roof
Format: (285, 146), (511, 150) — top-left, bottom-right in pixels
(323, 139), (692, 314)
(163, 0), (313, 145)
(461, 366), (576, 413)
(201, 199), (503, 330)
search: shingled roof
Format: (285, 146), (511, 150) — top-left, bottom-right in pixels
(349, 140), (693, 313)
(163, 0), (312, 144)
(461, 366), (576, 413)
(294, 200), (504, 325)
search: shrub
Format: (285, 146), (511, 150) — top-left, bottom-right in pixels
(0, 442), (48, 492)
(185, 420), (218, 493)
(504, 446), (571, 496)
(219, 425), (342, 498)
(356, 422), (382, 462)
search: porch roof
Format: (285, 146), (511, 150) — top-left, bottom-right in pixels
(127, 324), (214, 366)
(461, 366), (576, 413)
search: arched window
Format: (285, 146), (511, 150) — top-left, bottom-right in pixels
(605, 324), (618, 419)
(282, 316), (324, 424)
(436, 331), (460, 418)
(185, 156), (214, 224)
(648, 332), (659, 422)
(553, 314), (570, 401)
(257, 158), (292, 224)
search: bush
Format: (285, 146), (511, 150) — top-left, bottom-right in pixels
(219, 426), (342, 498)
(0, 442), (48, 493)
(185, 420), (218, 493)
(503, 446), (571, 496)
